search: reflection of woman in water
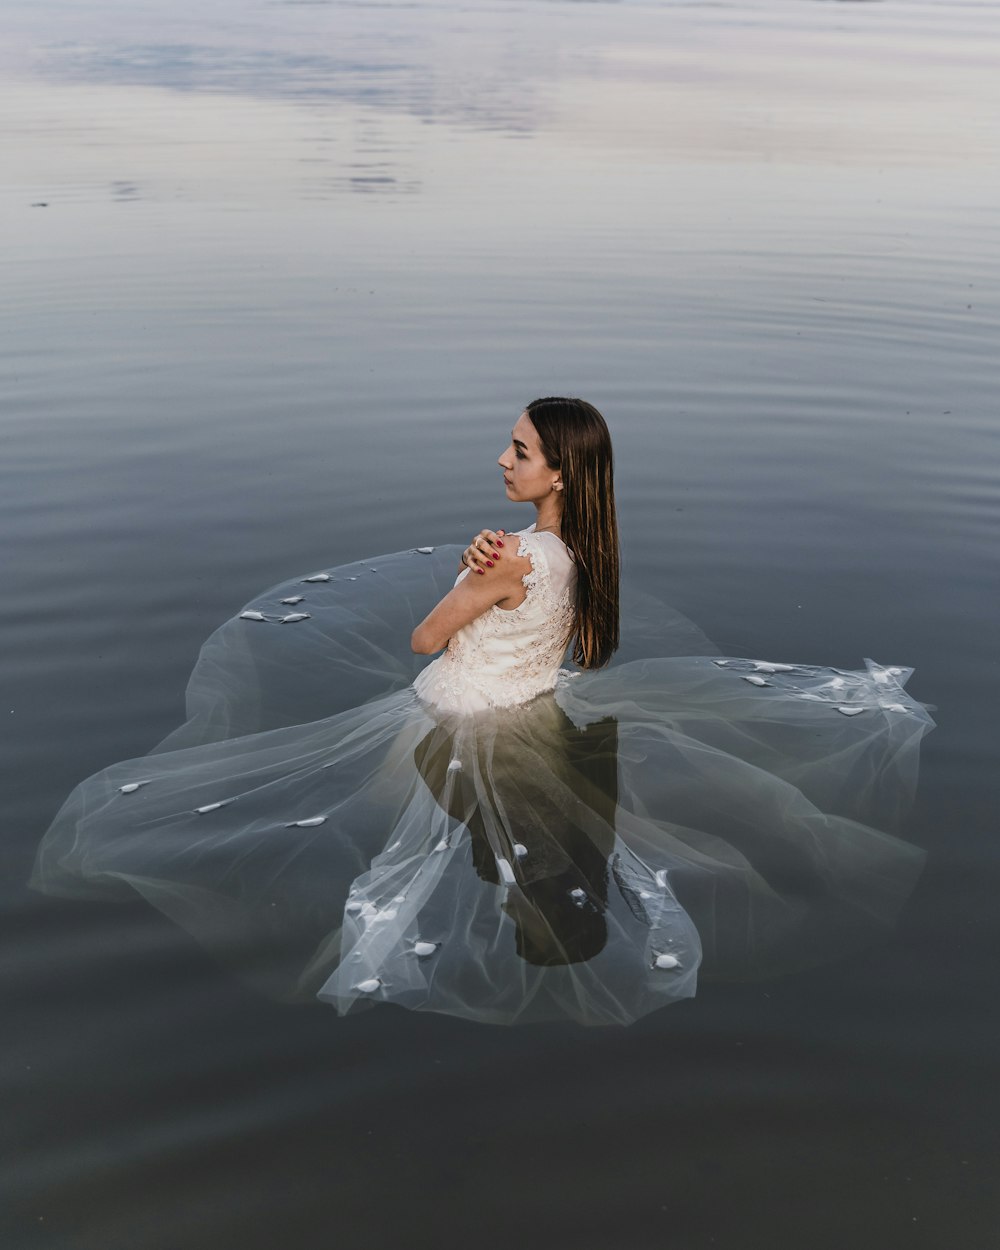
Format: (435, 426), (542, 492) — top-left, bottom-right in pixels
(32, 399), (933, 1025)
(414, 706), (619, 969)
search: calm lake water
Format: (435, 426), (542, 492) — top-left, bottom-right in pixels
(3, 0), (999, 1246)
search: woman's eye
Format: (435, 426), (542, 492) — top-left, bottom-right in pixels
(515, 449), (526, 460)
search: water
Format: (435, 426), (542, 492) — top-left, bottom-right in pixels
(3, 1), (998, 1245)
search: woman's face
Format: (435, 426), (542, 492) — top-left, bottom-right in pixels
(498, 411), (560, 503)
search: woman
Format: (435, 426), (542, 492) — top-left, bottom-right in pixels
(408, 398), (627, 982)
(411, 396), (618, 708)
(31, 399), (932, 1025)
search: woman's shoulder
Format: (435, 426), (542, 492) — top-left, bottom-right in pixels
(517, 526), (576, 566)
(512, 529), (576, 607)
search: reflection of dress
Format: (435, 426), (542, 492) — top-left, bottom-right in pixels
(31, 527), (933, 1026)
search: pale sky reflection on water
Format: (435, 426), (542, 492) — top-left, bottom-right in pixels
(4, 0), (999, 210)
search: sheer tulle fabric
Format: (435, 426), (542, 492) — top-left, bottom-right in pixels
(31, 541), (932, 1025)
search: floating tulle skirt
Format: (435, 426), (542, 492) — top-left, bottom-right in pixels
(31, 546), (934, 1025)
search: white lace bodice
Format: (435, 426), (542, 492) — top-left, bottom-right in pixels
(412, 527), (577, 714)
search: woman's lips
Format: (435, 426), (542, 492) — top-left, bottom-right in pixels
(503, 476), (512, 486)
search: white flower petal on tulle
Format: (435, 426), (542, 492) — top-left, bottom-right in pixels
(654, 953), (680, 970)
(119, 781), (149, 794)
(413, 941), (438, 957)
(279, 612), (311, 624)
(639, 890), (653, 900)
(433, 838), (449, 852)
(355, 978), (381, 993)
(359, 902), (378, 917)
(392, 894), (406, 904)
(712, 660), (732, 667)
(366, 909), (386, 923)
(754, 662), (794, 673)
(513, 843), (528, 859)
(836, 705), (867, 717)
(240, 610), (267, 622)
(880, 702), (909, 714)
(194, 801), (231, 813)
(286, 816), (326, 827)
(416, 547), (434, 554)
(280, 595), (305, 605)
(345, 901), (363, 914)
(347, 577), (357, 581)
(742, 675), (770, 687)
(654, 869), (669, 888)
(303, 573), (330, 583)
(446, 758), (462, 772)
(496, 858), (517, 886)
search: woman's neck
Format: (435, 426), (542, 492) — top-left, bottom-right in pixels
(533, 499), (563, 537)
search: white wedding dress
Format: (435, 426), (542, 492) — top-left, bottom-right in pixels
(31, 526), (933, 1025)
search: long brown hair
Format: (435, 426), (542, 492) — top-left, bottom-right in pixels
(526, 397), (620, 668)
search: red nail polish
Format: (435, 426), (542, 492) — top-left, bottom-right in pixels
(476, 568), (484, 575)
(496, 541), (504, 548)
(486, 560), (494, 567)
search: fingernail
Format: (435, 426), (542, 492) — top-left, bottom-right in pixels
(486, 560), (494, 567)
(476, 568), (484, 575)
(496, 541), (504, 548)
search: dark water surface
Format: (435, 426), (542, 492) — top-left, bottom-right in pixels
(3, 1), (999, 1247)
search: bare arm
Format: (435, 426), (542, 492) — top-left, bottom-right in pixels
(411, 541), (530, 654)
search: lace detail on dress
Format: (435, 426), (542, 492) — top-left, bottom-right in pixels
(518, 531), (541, 597)
(488, 532), (575, 700)
(412, 530), (576, 715)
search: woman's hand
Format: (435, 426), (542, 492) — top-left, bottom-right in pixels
(461, 529), (506, 575)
